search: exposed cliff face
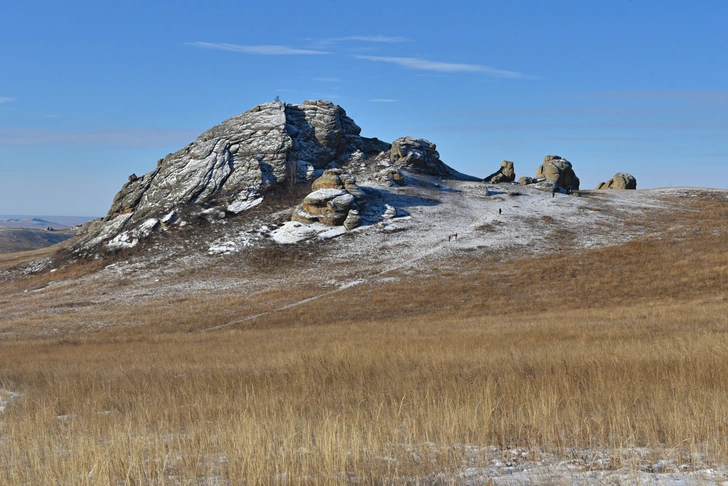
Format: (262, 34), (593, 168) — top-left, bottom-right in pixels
(70, 100), (460, 255)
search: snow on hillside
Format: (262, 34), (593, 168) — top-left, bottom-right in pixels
(6, 173), (718, 337)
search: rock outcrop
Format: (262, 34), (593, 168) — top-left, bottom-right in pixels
(291, 169), (364, 227)
(483, 161), (516, 183)
(389, 137), (452, 176)
(69, 100), (466, 255)
(536, 155), (580, 190)
(596, 173), (637, 190)
(377, 168), (406, 186)
(518, 176), (534, 185)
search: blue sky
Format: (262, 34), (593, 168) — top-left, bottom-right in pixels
(1, 0), (727, 216)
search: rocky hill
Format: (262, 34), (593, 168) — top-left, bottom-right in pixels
(47, 98), (688, 278)
(70, 100), (469, 257)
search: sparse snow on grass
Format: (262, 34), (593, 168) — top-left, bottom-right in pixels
(449, 445), (728, 485)
(0, 389), (20, 414)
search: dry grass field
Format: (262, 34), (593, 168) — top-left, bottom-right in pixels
(1, 190), (727, 483)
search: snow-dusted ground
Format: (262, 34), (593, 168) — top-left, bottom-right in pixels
(448, 446), (728, 485)
(2, 179), (728, 483)
(2, 174), (723, 336)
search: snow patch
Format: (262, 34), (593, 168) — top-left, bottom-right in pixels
(208, 242), (239, 255)
(106, 231), (138, 250)
(227, 189), (264, 214)
(227, 197), (263, 214)
(305, 188), (347, 203)
(138, 218), (160, 237)
(317, 226), (347, 240)
(0, 389), (20, 414)
(85, 213), (132, 249)
(271, 221), (350, 244)
(271, 221), (318, 244)
(161, 210), (179, 225)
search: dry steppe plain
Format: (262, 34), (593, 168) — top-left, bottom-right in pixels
(1, 178), (728, 484)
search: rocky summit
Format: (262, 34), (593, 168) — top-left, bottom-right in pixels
(70, 100), (461, 256)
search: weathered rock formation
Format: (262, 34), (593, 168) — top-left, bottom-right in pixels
(292, 169), (364, 227)
(377, 168), (406, 186)
(484, 160), (516, 183)
(596, 173), (637, 190)
(69, 100), (467, 254)
(518, 176), (534, 185)
(389, 137), (452, 176)
(536, 155), (580, 190)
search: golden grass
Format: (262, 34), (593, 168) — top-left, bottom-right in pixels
(0, 193), (727, 483)
(2, 303), (728, 483)
(0, 245), (57, 272)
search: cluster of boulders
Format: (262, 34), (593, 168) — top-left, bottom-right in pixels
(291, 169), (364, 230)
(485, 155), (581, 191)
(485, 155), (638, 192)
(596, 173), (637, 190)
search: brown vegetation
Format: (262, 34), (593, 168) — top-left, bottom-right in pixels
(0, 193), (727, 483)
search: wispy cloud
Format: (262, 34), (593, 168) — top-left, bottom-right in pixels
(186, 42), (329, 55)
(0, 128), (201, 148)
(370, 98), (398, 103)
(355, 56), (530, 78)
(0, 97), (15, 103)
(313, 35), (408, 47)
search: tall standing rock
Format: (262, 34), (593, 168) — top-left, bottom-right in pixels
(536, 155), (580, 190)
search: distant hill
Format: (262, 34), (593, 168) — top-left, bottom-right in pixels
(0, 228), (76, 253)
(0, 215), (95, 230)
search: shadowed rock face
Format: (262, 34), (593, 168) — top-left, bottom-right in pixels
(484, 161), (516, 183)
(69, 100), (461, 255)
(597, 173), (637, 190)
